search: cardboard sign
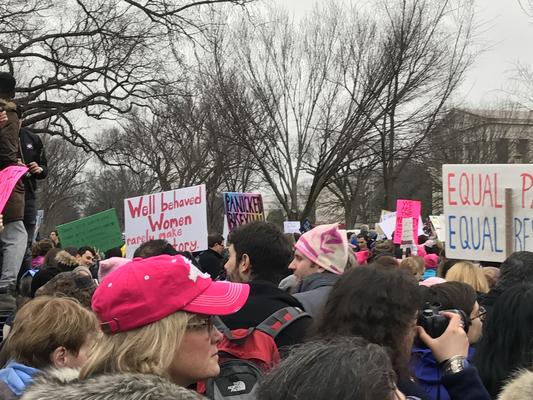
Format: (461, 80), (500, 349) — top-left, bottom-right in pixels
(223, 192), (265, 232)
(0, 165), (28, 213)
(284, 221), (301, 234)
(57, 209), (123, 252)
(443, 164), (533, 262)
(393, 200), (422, 245)
(124, 185), (208, 258)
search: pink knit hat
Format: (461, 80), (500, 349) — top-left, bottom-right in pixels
(424, 254), (439, 269)
(294, 224), (349, 274)
(98, 257), (131, 282)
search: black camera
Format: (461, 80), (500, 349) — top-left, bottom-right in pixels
(417, 305), (469, 338)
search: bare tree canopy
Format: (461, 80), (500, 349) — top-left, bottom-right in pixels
(0, 0), (251, 155)
(201, 0), (476, 220)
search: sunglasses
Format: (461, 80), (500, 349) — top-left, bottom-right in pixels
(187, 315), (216, 334)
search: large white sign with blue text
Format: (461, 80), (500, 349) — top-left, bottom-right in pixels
(443, 164), (533, 262)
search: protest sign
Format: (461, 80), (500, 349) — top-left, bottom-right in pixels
(57, 209), (122, 252)
(377, 211), (424, 240)
(393, 200), (422, 245)
(284, 221), (301, 234)
(223, 192), (265, 232)
(0, 165), (28, 213)
(443, 164), (533, 262)
(429, 215), (446, 242)
(124, 185), (208, 258)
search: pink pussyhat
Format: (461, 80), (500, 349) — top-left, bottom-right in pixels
(93, 254), (250, 333)
(98, 257), (131, 282)
(294, 223), (349, 274)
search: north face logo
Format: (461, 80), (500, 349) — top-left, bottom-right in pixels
(228, 381), (246, 393)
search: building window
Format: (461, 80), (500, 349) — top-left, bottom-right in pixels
(518, 139), (529, 163)
(496, 138), (509, 163)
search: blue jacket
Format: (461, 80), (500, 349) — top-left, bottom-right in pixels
(411, 345), (476, 400)
(0, 361), (40, 396)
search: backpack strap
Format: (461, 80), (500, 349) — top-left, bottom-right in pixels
(213, 316), (255, 342)
(255, 307), (310, 339)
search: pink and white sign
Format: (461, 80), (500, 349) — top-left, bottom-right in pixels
(0, 165), (28, 213)
(124, 184), (208, 258)
(394, 199), (422, 245)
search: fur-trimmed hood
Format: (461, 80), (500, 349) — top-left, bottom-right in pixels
(498, 369), (533, 400)
(0, 98), (17, 112)
(21, 368), (205, 400)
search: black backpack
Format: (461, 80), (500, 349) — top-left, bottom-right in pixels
(204, 306), (310, 399)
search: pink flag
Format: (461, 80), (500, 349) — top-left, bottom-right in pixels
(0, 165), (29, 214)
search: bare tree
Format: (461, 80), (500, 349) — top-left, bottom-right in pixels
(203, 3), (400, 220)
(364, 0), (476, 210)
(83, 166), (159, 228)
(36, 134), (88, 234)
(0, 0), (252, 156)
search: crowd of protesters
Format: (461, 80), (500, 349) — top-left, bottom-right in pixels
(2, 71), (533, 399)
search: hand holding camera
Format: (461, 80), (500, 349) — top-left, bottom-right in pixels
(417, 311), (469, 363)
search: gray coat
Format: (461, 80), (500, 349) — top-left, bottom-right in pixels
(293, 272), (340, 318)
(21, 368), (205, 400)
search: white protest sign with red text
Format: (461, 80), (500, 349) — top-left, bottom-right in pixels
(124, 184), (208, 258)
(443, 164), (533, 262)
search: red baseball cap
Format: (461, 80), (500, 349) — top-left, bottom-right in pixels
(92, 254), (250, 333)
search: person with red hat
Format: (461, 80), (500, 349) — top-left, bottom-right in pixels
(21, 254), (250, 400)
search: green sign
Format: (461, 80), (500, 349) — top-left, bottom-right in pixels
(57, 209), (123, 253)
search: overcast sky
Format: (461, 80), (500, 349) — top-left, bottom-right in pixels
(277, 0), (533, 107)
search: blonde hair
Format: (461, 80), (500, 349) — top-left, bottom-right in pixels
(446, 261), (489, 293)
(3, 296), (98, 368)
(399, 256), (425, 280)
(80, 311), (192, 380)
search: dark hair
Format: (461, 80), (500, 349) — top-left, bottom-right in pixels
(133, 239), (201, 268)
(0, 72), (16, 99)
(31, 239), (55, 257)
(422, 281), (477, 316)
(43, 248), (62, 267)
(227, 221), (292, 284)
(133, 239), (178, 258)
(373, 256), (399, 268)
(64, 246), (78, 256)
(104, 246), (123, 259)
(498, 251), (533, 288)
(208, 233), (224, 248)
(77, 246), (96, 257)
(315, 265), (421, 378)
(257, 336), (397, 400)
(474, 284), (533, 398)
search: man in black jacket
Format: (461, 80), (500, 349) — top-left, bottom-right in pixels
(19, 127), (48, 272)
(222, 221), (311, 348)
(198, 233), (225, 279)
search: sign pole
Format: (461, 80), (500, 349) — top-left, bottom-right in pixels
(505, 188), (513, 258)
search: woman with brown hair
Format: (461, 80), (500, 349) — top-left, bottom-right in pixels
(0, 296), (98, 399)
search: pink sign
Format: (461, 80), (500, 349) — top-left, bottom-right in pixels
(0, 165), (28, 214)
(394, 199), (422, 245)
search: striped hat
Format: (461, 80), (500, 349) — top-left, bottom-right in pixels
(294, 224), (349, 274)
